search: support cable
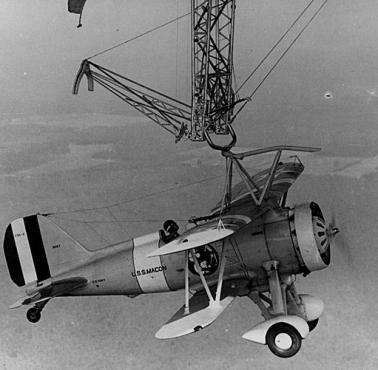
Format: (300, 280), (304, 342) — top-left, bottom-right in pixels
(48, 215), (189, 224)
(106, 206), (131, 238)
(43, 173), (224, 216)
(87, 12), (190, 60)
(236, 0), (317, 94)
(232, 0), (328, 123)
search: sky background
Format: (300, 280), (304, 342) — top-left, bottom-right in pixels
(1, 0), (378, 369)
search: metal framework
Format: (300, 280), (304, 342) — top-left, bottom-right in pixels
(73, 60), (191, 142)
(73, 0), (236, 146)
(190, 0), (236, 140)
(73, 0), (327, 151)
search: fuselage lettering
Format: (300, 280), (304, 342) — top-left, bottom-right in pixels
(131, 265), (167, 277)
(92, 279), (106, 284)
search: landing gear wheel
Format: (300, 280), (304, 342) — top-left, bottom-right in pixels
(26, 308), (41, 323)
(266, 323), (302, 358)
(307, 318), (319, 332)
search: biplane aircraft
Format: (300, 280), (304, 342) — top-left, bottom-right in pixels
(4, 0), (335, 359)
(3, 144), (339, 358)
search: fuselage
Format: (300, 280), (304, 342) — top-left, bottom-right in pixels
(56, 201), (320, 298)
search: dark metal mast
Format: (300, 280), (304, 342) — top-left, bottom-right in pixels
(190, 0), (236, 141)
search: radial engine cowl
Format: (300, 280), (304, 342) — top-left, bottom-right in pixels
(294, 202), (330, 272)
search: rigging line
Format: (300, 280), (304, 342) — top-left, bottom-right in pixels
(46, 173), (225, 215)
(232, 0), (328, 123)
(175, 0), (179, 99)
(87, 11), (190, 60)
(84, 221), (112, 245)
(232, 66), (240, 101)
(48, 216), (188, 224)
(186, 0), (190, 104)
(90, 62), (191, 108)
(236, 0), (317, 94)
(107, 206), (131, 238)
(229, 236), (250, 280)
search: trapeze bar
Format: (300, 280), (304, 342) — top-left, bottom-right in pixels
(225, 145), (321, 159)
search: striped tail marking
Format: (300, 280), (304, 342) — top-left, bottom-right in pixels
(4, 215), (51, 287)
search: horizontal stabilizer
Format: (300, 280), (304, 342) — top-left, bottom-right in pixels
(9, 277), (87, 309)
(156, 296), (234, 339)
(10, 295), (50, 310)
(149, 215), (250, 257)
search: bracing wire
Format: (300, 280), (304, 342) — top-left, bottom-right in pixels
(107, 206), (131, 238)
(45, 172), (225, 216)
(48, 215), (189, 225)
(175, 0), (180, 99)
(84, 221), (112, 244)
(45, 160), (279, 228)
(236, 0), (317, 94)
(87, 11), (190, 60)
(232, 0), (328, 122)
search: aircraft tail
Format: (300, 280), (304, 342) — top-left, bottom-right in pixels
(3, 214), (90, 287)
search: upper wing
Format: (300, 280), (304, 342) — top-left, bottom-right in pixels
(212, 161), (304, 212)
(148, 214), (251, 257)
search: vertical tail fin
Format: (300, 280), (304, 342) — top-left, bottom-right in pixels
(4, 215), (90, 287)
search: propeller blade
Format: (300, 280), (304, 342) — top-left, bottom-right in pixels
(327, 213), (353, 268)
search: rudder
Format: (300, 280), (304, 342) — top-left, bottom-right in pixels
(4, 214), (90, 287)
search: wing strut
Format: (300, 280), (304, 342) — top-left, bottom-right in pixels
(184, 249), (190, 314)
(215, 241), (227, 302)
(220, 145), (321, 208)
(185, 240), (227, 312)
(155, 238), (234, 339)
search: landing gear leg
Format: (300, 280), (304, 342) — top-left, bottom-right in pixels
(286, 284), (322, 331)
(248, 261), (290, 319)
(248, 290), (272, 320)
(245, 262), (305, 358)
(262, 260), (287, 315)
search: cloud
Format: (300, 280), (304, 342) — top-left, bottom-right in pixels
(5, 143), (114, 177)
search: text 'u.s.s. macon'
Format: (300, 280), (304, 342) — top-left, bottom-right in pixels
(131, 265), (167, 277)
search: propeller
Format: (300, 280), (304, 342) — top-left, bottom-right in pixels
(327, 214), (339, 243)
(327, 213), (354, 268)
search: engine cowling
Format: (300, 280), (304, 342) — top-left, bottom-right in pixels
(293, 202), (331, 272)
